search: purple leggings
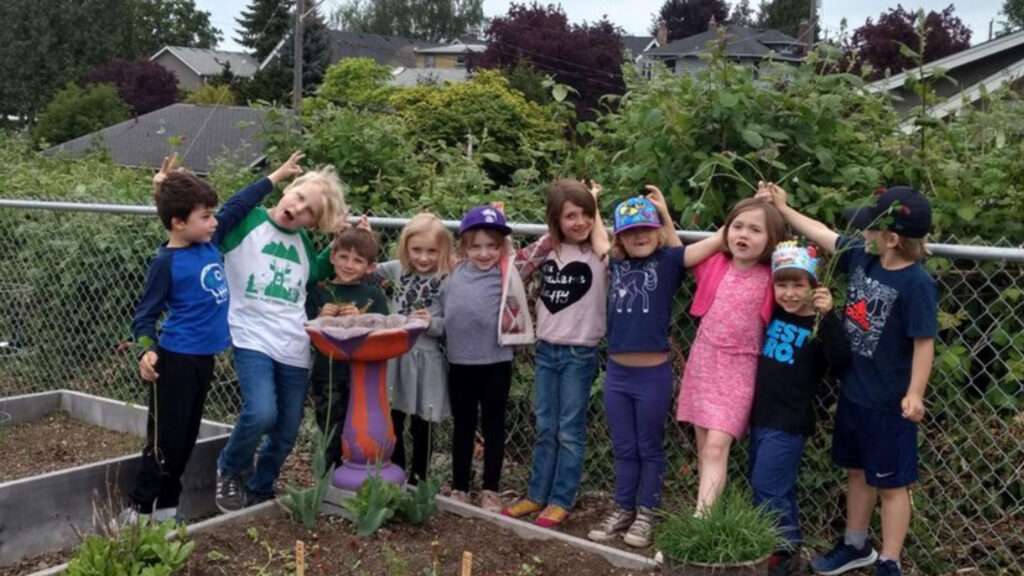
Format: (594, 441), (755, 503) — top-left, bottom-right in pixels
(603, 358), (674, 510)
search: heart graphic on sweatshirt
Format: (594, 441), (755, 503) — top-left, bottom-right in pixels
(540, 260), (593, 314)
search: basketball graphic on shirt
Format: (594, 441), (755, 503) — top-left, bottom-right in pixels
(844, 267), (898, 358)
(540, 260), (593, 314)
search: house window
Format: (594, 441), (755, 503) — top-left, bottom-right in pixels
(424, 55), (436, 68)
(456, 55), (466, 68)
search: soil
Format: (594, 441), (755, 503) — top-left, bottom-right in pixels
(184, 507), (652, 576)
(0, 411), (143, 483)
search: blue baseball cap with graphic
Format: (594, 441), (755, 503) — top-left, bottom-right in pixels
(613, 196), (661, 233)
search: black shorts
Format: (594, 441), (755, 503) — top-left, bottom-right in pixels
(831, 395), (918, 488)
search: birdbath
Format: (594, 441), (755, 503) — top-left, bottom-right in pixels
(305, 313), (428, 490)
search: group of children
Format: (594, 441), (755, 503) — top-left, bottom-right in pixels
(128, 152), (936, 576)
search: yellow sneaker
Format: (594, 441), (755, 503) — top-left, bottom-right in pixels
(502, 499), (543, 519)
(534, 505), (569, 528)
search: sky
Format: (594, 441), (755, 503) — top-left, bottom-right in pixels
(198, 1), (1006, 52)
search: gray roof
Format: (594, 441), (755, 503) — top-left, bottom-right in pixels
(328, 30), (432, 68)
(647, 26), (803, 62)
(151, 47), (259, 78)
(43, 104), (275, 174)
(389, 67), (469, 87)
(415, 41), (486, 55)
(623, 36), (657, 58)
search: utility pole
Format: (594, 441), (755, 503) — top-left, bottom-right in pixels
(292, 0), (305, 112)
(808, 0), (817, 45)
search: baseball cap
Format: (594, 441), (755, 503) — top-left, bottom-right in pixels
(843, 186), (932, 239)
(459, 205), (512, 235)
(613, 196), (662, 234)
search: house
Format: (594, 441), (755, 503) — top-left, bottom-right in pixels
(150, 47), (259, 92)
(623, 35), (660, 63)
(389, 67), (469, 87)
(327, 30), (427, 68)
(43, 103), (277, 175)
(642, 24), (805, 76)
(866, 29), (1024, 126)
(413, 39), (487, 69)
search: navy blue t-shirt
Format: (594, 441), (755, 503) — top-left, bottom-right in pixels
(131, 177), (273, 355)
(607, 246), (686, 354)
(835, 235), (938, 411)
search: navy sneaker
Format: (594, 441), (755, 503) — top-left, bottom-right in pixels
(811, 539), (878, 575)
(874, 559), (902, 576)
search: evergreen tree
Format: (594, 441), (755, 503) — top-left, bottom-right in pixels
(332, 0), (484, 42)
(236, 0), (295, 62)
(729, 0), (757, 27)
(757, 0), (817, 39)
(279, 7), (332, 95)
(650, 0), (730, 42)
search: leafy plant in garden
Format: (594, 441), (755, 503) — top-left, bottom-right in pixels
(66, 518), (193, 576)
(341, 471), (406, 537)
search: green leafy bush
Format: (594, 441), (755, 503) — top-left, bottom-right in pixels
(66, 518), (193, 576)
(311, 57), (394, 111)
(33, 83), (132, 147)
(184, 84), (236, 106)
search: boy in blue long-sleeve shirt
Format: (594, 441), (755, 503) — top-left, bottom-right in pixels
(127, 152), (304, 522)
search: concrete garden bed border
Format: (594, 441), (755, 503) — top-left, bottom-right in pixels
(0, 390), (231, 568)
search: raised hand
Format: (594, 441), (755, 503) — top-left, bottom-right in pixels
(153, 154), (180, 190)
(269, 151), (305, 184)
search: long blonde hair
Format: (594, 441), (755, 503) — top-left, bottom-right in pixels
(282, 165), (348, 232)
(398, 212), (454, 275)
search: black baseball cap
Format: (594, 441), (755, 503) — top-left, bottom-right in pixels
(843, 186), (932, 239)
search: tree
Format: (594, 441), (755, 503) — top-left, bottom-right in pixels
(236, 0), (295, 62)
(477, 3), (625, 120)
(847, 5), (971, 80)
(332, 0), (484, 42)
(84, 59), (179, 115)
(757, 0), (817, 39)
(1002, 0), (1024, 30)
(278, 7), (332, 94)
(127, 0), (222, 56)
(651, 0), (730, 42)
(33, 83), (132, 145)
(185, 84), (236, 105)
(729, 0), (757, 27)
(313, 58), (394, 109)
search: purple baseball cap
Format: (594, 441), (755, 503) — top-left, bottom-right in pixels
(459, 205), (512, 235)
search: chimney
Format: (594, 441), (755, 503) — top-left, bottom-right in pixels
(656, 20), (668, 46)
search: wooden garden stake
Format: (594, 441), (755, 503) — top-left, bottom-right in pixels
(431, 540), (440, 574)
(461, 551), (473, 576)
(295, 540), (305, 576)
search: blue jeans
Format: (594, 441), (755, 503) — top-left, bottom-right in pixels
(526, 341), (598, 509)
(749, 426), (806, 548)
(218, 347), (310, 498)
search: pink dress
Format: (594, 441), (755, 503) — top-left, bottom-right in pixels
(676, 261), (772, 439)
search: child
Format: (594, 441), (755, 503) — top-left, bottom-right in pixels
(376, 213), (453, 484)
(503, 179), (610, 528)
(761, 184), (937, 576)
(215, 165), (347, 512)
(128, 152), (304, 522)
(444, 204), (533, 512)
(749, 241), (851, 575)
(676, 197), (786, 513)
(587, 188), (721, 548)
(306, 227), (389, 468)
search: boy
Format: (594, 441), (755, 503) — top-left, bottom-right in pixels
(749, 241), (850, 576)
(305, 227), (389, 468)
(759, 184), (937, 576)
(216, 165), (347, 512)
(128, 152), (303, 522)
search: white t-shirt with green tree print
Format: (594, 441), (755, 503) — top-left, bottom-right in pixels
(221, 207), (329, 369)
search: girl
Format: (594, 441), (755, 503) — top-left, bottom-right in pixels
(503, 180), (610, 528)
(215, 166), (347, 512)
(676, 197), (786, 514)
(587, 187), (721, 548)
(444, 204), (533, 513)
(377, 213), (454, 484)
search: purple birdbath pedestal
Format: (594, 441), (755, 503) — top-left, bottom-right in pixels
(305, 313), (427, 490)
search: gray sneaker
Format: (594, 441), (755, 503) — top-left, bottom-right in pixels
(215, 471), (245, 513)
(623, 506), (655, 548)
(587, 506), (636, 542)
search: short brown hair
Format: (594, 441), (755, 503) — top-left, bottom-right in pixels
(722, 198), (787, 264)
(545, 180), (596, 243)
(333, 228), (379, 262)
(154, 172), (218, 230)
(772, 266), (816, 286)
(892, 233), (929, 261)
(457, 228), (506, 258)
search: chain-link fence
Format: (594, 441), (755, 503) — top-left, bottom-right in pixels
(0, 199), (1021, 574)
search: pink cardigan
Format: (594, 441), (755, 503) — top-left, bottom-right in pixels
(689, 252), (773, 325)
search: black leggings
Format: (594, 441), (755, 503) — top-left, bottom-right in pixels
(391, 410), (430, 482)
(448, 361), (512, 492)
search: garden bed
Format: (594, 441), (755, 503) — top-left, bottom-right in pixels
(0, 390), (231, 568)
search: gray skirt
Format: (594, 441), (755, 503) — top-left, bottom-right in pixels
(387, 343), (451, 422)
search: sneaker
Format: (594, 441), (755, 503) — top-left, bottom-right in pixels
(480, 490), (504, 513)
(769, 552), (801, 576)
(449, 489), (469, 504)
(215, 471), (245, 514)
(244, 491), (274, 507)
(811, 539), (878, 575)
(874, 559), (902, 576)
(534, 505), (569, 528)
(587, 506), (636, 542)
(502, 499), (543, 519)
(623, 506), (655, 548)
